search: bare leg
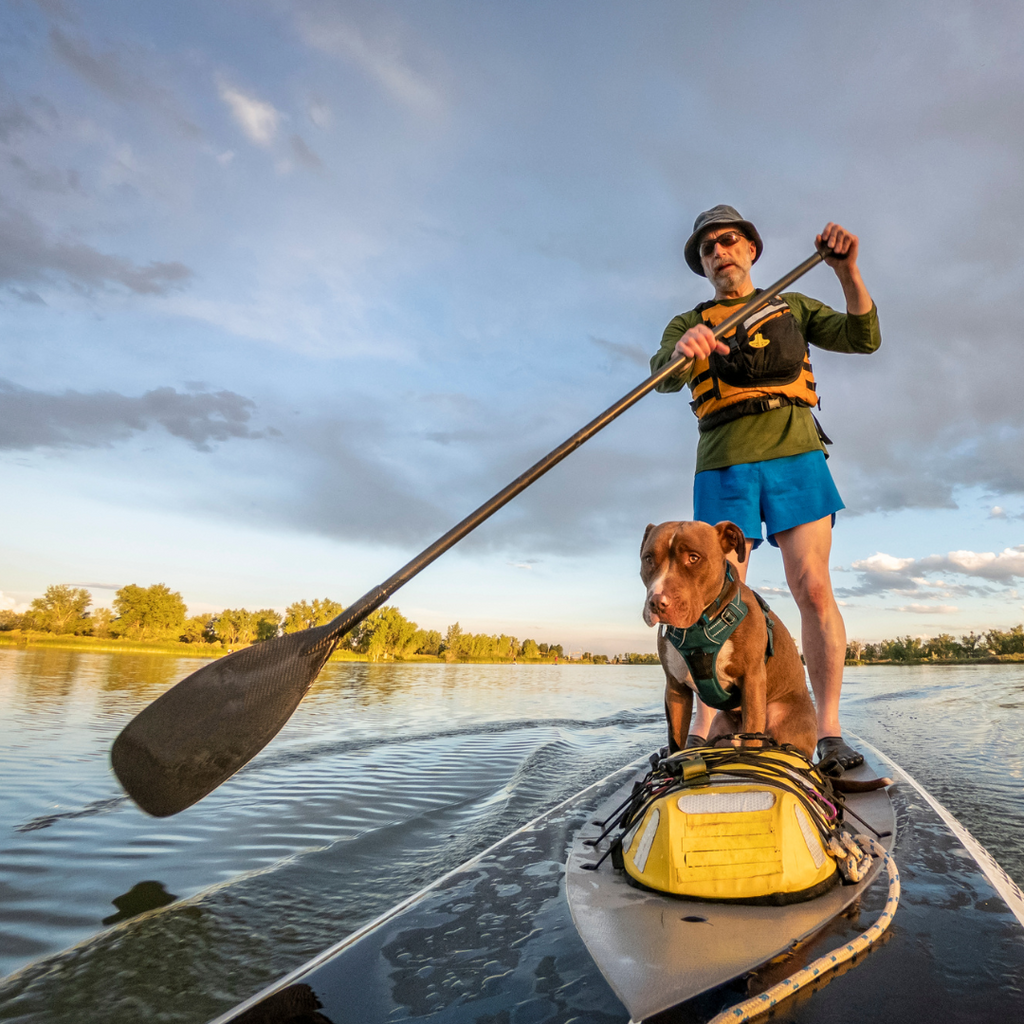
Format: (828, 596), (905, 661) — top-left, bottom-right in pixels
(691, 697), (716, 740)
(692, 537), (755, 739)
(773, 517), (846, 738)
(727, 539), (755, 584)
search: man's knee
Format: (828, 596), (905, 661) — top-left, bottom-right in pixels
(789, 568), (835, 616)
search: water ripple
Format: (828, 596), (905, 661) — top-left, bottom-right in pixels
(2, 655), (1022, 1024)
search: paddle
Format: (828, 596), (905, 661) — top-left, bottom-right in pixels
(112, 247), (835, 817)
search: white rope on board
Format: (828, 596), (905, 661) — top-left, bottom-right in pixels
(705, 836), (900, 1024)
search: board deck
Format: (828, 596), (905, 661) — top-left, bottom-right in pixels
(209, 740), (1024, 1024)
(565, 751), (896, 1021)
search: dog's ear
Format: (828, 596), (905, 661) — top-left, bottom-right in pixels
(715, 521), (747, 563)
(642, 523), (655, 554)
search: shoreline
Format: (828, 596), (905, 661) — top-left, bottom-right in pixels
(5, 633), (1020, 667)
(844, 654), (1024, 666)
(0, 632), (589, 665)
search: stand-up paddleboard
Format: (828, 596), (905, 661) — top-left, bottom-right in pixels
(565, 748), (895, 1022)
(208, 739), (1024, 1024)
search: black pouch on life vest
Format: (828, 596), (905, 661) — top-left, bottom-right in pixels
(709, 299), (809, 388)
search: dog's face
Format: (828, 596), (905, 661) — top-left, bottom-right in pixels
(640, 520), (746, 628)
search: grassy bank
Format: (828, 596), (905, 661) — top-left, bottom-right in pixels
(0, 631), (225, 658)
(845, 654), (1024, 666)
(0, 631), (582, 665)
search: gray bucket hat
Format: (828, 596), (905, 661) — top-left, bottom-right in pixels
(683, 204), (763, 277)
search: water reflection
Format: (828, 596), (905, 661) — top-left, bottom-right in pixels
(102, 880), (178, 925)
(231, 984), (334, 1024)
(8, 648), (80, 707)
(16, 795), (128, 833)
(2, 652), (1023, 1024)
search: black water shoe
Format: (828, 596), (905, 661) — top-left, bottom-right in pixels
(816, 735), (864, 772)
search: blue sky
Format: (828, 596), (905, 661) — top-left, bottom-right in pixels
(2, 0), (1023, 655)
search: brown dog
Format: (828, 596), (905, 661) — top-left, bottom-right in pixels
(641, 519), (818, 759)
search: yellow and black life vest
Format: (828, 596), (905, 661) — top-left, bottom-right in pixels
(689, 294), (818, 432)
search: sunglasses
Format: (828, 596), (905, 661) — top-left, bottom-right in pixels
(699, 230), (748, 258)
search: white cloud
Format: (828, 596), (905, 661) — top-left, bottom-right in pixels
(218, 81), (280, 146)
(295, 9), (442, 115)
(308, 99), (331, 128)
(852, 547), (1024, 583)
(840, 543), (1024, 602)
(851, 552), (916, 574)
(0, 591), (29, 614)
(918, 546), (1024, 581)
(895, 604), (959, 614)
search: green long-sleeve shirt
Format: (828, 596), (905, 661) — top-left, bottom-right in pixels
(650, 291), (881, 473)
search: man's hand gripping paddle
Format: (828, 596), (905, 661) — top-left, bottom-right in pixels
(112, 248), (837, 817)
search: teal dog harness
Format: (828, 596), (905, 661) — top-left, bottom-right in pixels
(664, 563), (775, 711)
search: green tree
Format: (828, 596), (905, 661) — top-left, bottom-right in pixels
(874, 635), (919, 661)
(443, 622), (468, 662)
(958, 632), (984, 658)
(113, 584), (187, 640)
(254, 609), (282, 642)
(468, 633), (499, 659)
(214, 608), (258, 646)
(353, 606), (420, 661)
(623, 652), (661, 665)
(283, 598), (344, 633)
(87, 607), (115, 638)
(26, 585), (92, 634)
(923, 634), (958, 660)
(0, 610), (23, 631)
(180, 614), (215, 643)
(519, 638), (540, 659)
(986, 625), (1024, 656)
(496, 634), (518, 659)
(413, 629), (443, 656)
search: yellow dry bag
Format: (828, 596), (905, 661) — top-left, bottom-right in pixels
(619, 747), (840, 905)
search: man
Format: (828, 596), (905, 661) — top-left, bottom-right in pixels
(650, 205), (880, 770)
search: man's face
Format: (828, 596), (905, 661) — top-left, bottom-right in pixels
(698, 226), (758, 297)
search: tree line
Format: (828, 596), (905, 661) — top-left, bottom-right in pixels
(0, 584), (575, 662)
(17, 585), (1022, 666)
(1, 583), (695, 664)
(847, 626), (1024, 663)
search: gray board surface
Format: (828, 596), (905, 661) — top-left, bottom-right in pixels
(565, 753), (895, 1021)
(211, 747), (1024, 1024)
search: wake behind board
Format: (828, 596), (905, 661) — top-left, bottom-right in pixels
(565, 748), (896, 1022)
(208, 741), (1024, 1024)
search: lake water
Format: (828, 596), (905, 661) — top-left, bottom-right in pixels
(1, 650), (1022, 1023)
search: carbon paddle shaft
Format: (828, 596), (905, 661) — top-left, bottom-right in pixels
(320, 250), (827, 641)
(112, 250), (826, 816)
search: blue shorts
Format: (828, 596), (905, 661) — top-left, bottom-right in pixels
(693, 451), (844, 549)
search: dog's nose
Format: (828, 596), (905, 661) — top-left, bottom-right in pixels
(648, 590), (670, 615)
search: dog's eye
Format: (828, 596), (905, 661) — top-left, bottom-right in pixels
(686, 552), (701, 565)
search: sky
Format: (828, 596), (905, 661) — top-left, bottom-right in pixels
(1, 0), (1023, 655)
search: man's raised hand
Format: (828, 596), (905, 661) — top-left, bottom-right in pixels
(816, 222), (859, 268)
(818, 222), (872, 315)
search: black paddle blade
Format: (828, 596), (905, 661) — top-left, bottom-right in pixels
(111, 623), (339, 817)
